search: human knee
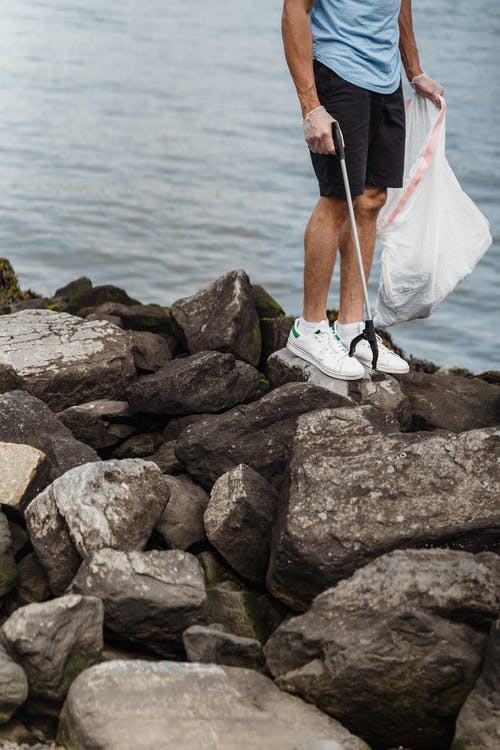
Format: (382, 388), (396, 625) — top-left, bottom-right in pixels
(317, 195), (349, 222)
(354, 187), (387, 214)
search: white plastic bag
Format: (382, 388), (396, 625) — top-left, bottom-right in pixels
(375, 94), (492, 327)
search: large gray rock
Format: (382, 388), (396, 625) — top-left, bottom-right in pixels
(182, 624), (264, 671)
(126, 350), (260, 416)
(265, 549), (500, 750)
(155, 474), (209, 550)
(170, 269), (262, 366)
(78, 301), (175, 336)
(129, 330), (175, 372)
(0, 309), (136, 410)
(267, 406), (500, 609)
(56, 400), (136, 450)
(58, 660), (369, 750)
(267, 347), (354, 399)
(204, 464), (279, 583)
(0, 442), (51, 510)
(175, 383), (353, 489)
(452, 618), (500, 750)
(69, 548), (207, 657)
(1, 594), (103, 702)
(25, 459), (169, 594)
(0, 391), (99, 482)
(401, 370), (500, 431)
(0, 513), (16, 599)
(0, 643), (28, 724)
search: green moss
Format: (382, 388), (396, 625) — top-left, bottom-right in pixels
(61, 650), (101, 693)
(246, 318), (262, 366)
(0, 562), (17, 597)
(57, 714), (78, 750)
(43, 303), (62, 312)
(252, 284), (285, 318)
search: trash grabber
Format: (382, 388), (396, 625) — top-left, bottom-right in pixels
(332, 120), (378, 370)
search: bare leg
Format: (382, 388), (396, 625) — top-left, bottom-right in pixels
(303, 195), (348, 322)
(337, 186), (387, 324)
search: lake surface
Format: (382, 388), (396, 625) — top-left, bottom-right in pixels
(1, 0), (498, 371)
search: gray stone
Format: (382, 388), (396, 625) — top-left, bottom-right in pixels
(0, 643), (28, 724)
(1, 594), (103, 702)
(358, 372), (412, 429)
(78, 301), (175, 336)
(144, 440), (184, 474)
(156, 474), (209, 549)
(0, 513), (16, 599)
(0, 443), (51, 511)
(25, 459), (169, 594)
(59, 660), (369, 750)
(183, 624), (264, 671)
(0, 309), (136, 411)
(260, 317), (294, 367)
(110, 431), (164, 459)
(0, 391), (99, 482)
(171, 269), (262, 366)
(0, 364), (23, 395)
(12, 553), (51, 608)
(267, 406), (500, 610)
(267, 347), (354, 398)
(401, 370), (500, 432)
(68, 548), (207, 658)
(126, 350), (260, 416)
(175, 382), (353, 489)
(162, 413), (211, 441)
(452, 618), (500, 750)
(57, 283), (140, 315)
(56, 400), (136, 451)
(129, 330), (174, 372)
(204, 464), (279, 583)
(265, 549), (500, 750)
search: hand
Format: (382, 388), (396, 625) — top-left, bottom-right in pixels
(411, 73), (445, 107)
(303, 106), (335, 154)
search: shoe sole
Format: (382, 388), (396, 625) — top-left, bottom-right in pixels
(354, 356), (409, 375)
(286, 340), (365, 381)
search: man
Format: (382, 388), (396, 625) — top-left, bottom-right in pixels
(283, 0), (444, 379)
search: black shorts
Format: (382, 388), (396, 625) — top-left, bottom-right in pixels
(310, 60), (406, 198)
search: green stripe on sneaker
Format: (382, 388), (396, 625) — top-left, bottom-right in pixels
(291, 325), (300, 338)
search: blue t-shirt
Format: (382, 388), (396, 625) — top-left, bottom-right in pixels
(311, 0), (403, 94)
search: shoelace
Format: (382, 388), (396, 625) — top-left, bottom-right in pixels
(313, 328), (349, 362)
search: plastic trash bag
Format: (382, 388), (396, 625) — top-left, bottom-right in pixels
(375, 94), (492, 327)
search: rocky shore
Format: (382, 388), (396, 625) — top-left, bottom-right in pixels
(0, 259), (498, 750)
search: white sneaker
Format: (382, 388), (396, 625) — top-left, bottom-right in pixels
(287, 319), (365, 380)
(334, 321), (409, 374)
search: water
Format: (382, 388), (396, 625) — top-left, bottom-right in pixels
(1, 0), (498, 372)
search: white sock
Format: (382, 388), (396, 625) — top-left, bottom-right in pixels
(298, 316), (328, 335)
(336, 321), (363, 343)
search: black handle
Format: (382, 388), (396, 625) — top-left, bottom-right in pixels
(332, 120), (345, 160)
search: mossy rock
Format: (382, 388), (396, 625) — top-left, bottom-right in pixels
(246, 317), (263, 367)
(0, 259), (42, 313)
(61, 650), (101, 695)
(198, 550), (241, 589)
(252, 284), (285, 319)
(206, 582), (285, 642)
(65, 284), (141, 314)
(0, 561), (18, 598)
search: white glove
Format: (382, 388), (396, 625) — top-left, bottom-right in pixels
(303, 105), (336, 155)
(411, 73), (445, 107)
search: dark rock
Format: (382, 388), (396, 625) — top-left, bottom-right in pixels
(109, 431), (164, 459)
(267, 348), (355, 399)
(259, 316), (294, 368)
(1, 594), (103, 702)
(64, 284), (140, 314)
(56, 400), (136, 451)
(175, 382), (353, 490)
(267, 405), (500, 610)
(162, 413), (211, 441)
(401, 370), (500, 431)
(155, 474), (209, 549)
(53, 276), (92, 301)
(251, 284), (286, 318)
(69, 548), (207, 658)
(0, 259), (40, 314)
(0, 364), (23, 394)
(475, 370), (500, 386)
(0, 391), (99, 482)
(0, 513), (16, 599)
(204, 464), (279, 583)
(129, 330), (174, 373)
(0, 643), (28, 723)
(171, 269), (262, 366)
(59, 660), (369, 750)
(11, 553), (51, 608)
(85, 311), (124, 328)
(183, 624), (264, 671)
(265, 549), (500, 750)
(0, 443), (51, 511)
(126, 351), (260, 416)
(25, 459), (169, 594)
(9, 298), (51, 313)
(144, 440), (184, 474)
(358, 372), (412, 430)
(78, 301), (176, 337)
(452, 618), (500, 750)
(0, 309), (136, 411)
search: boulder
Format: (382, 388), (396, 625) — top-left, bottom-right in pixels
(1, 594), (103, 702)
(56, 400), (136, 451)
(55, 283), (140, 315)
(78, 301), (175, 336)
(0, 513), (16, 599)
(0, 364), (23, 394)
(251, 284), (286, 319)
(129, 330), (174, 372)
(259, 317), (294, 367)
(452, 618), (500, 750)
(265, 549), (500, 750)
(401, 370), (500, 432)
(144, 440), (184, 475)
(162, 413), (210, 441)
(68, 548), (207, 658)
(170, 269), (262, 366)
(155, 474), (209, 549)
(0, 643), (28, 724)
(175, 383), (352, 489)
(204, 464), (279, 583)
(0, 309), (136, 411)
(267, 406), (500, 610)
(358, 372), (412, 430)
(11, 553), (51, 608)
(0, 391), (99, 482)
(126, 351), (260, 416)
(0, 443), (51, 511)
(183, 624), (264, 671)
(58, 660), (369, 750)
(110, 431), (164, 459)
(25, 459), (169, 594)
(267, 347), (355, 399)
